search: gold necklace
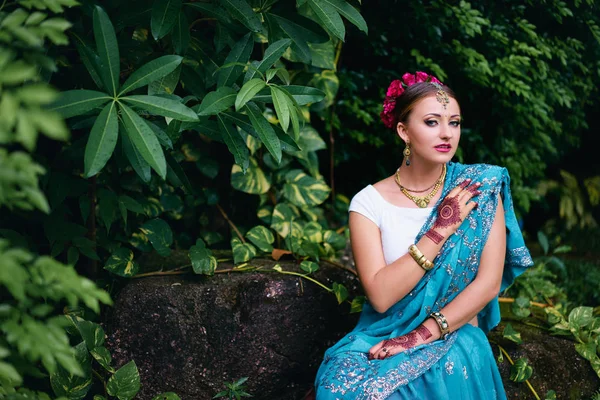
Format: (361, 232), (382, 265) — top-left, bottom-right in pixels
(395, 168), (437, 193)
(394, 164), (446, 208)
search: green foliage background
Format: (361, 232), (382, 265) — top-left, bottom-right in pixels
(1, 0), (599, 398)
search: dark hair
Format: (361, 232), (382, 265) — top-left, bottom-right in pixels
(394, 82), (457, 124)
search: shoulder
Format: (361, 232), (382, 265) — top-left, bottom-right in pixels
(349, 185), (379, 208)
(349, 185), (382, 226)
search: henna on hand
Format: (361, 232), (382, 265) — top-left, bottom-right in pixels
(425, 229), (445, 244)
(433, 195), (462, 230)
(382, 324), (432, 352)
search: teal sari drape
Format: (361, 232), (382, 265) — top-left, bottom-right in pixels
(315, 162), (533, 400)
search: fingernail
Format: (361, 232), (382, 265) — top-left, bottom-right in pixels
(475, 190), (482, 195)
(474, 202), (478, 209)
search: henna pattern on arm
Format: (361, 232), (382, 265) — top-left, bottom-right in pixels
(382, 324), (432, 351)
(425, 229), (444, 244)
(432, 195), (462, 230)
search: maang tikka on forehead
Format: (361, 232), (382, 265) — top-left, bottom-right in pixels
(431, 82), (450, 109)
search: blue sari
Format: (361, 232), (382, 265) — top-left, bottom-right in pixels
(315, 162), (534, 400)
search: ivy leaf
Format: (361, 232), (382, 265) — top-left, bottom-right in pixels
(511, 296), (531, 318)
(324, 230), (346, 250)
(152, 393), (181, 400)
(502, 323), (523, 344)
(332, 282), (348, 304)
(50, 342), (92, 400)
(90, 346), (114, 373)
(139, 218), (173, 257)
(231, 237), (257, 264)
(283, 169), (331, 206)
(509, 357), (533, 382)
(189, 238), (217, 276)
(300, 260), (319, 274)
(350, 296), (365, 313)
(104, 248), (139, 277)
(76, 319), (105, 350)
(568, 306), (594, 329)
(231, 157), (270, 194)
(106, 360), (140, 400)
(575, 342), (597, 361)
(245, 225), (275, 252)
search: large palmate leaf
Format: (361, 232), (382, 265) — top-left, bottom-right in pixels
(151, 0), (182, 40)
(121, 125), (151, 183)
(119, 103), (167, 178)
(306, 0), (345, 41)
(50, 90), (111, 118)
(221, 0), (262, 32)
(119, 55), (183, 95)
(73, 34), (105, 90)
(217, 32), (254, 87)
(231, 157), (270, 194)
(217, 114), (249, 171)
(244, 39), (292, 82)
(121, 95), (197, 121)
(324, 0), (368, 34)
(84, 101), (118, 177)
(283, 169), (330, 206)
(244, 102), (281, 163)
(93, 6), (120, 95)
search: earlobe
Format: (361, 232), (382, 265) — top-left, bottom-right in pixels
(396, 122), (409, 143)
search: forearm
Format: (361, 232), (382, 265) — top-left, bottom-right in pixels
(369, 234), (447, 313)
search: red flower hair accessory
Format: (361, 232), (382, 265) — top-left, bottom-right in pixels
(380, 72), (444, 128)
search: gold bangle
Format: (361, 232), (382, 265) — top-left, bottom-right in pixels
(408, 244), (434, 271)
(430, 311), (450, 340)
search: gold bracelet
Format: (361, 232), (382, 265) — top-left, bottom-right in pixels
(408, 244), (434, 271)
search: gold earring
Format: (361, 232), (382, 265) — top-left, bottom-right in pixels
(404, 143), (411, 166)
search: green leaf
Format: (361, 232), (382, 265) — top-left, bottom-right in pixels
(119, 102), (167, 178)
(350, 296), (365, 313)
(107, 360), (140, 400)
(221, 0), (262, 32)
(537, 231), (549, 255)
(300, 260), (319, 274)
(245, 225), (275, 252)
(244, 102), (281, 163)
(270, 86), (292, 132)
(283, 169), (330, 206)
(198, 87), (237, 116)
(119, 55), (183, 95)
(84, 101), (118, 178)
(218, 33), (254, 87)
(76, 319), (105, 350)
(303, 221), (323, 243)
(217, 114), (250, 171)
(165, 152), (195, 193)
(270, 203), (302, 238)
(511, 296), (531, 318)
(146, 120), (173, 150)
(231, 157), (270, 194)
(231, 237), (257, 264)
(502, 323), (523, 344)
(189, 238), (218, 275)
(0, 361), (22, 386)
(244, 39), (292, 82)
(552, 245), (572, 254)
(325, 0), (368, 34)
(568, 306), (594, 328)
(307, 0), (345, 41)
(324, 230), (346, 250)
(151, 0), (182, 40)
(140, 218), (173, 257)
(575, 341), (597, 361)
(509, 357), (533, 382)
(90, 346), (114, 373)
(73, 34), (105, 90)
(50, 342), (92, 400)
(121, 124), (152, 182)
(235, 78), (267, 111)
(105, 248), (140, 277)
(121, 95), (198, 122)
(332, 282), (348, 304)
(93, 6), (120, 95)
(172, 12), (190, 54)
(49, 90), (111, 118)
(252, 85), (325, 105)
(545, 390), (557, 400)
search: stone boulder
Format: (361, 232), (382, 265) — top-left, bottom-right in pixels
(105, 256), (599, 399)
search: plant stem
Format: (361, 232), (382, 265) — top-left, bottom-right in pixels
(498, 345), (541, 400)
(92, 369), (107, 396)
(322, 258), (357, 276)
(216, 203), (246, 243)
(274, 270), (333, 292)
(498, 297), (549, 308)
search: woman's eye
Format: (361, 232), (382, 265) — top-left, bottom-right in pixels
(450, 121), (461, 127)
(425, 120), (437, 126)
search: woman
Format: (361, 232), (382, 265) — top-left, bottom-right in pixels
(314, 72), (533, 399)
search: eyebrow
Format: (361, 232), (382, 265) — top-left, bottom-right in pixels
(423, 113), (461, 118)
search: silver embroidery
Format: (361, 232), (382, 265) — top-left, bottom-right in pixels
(445, 360), (454, 375)
(463, 366), (468, 380)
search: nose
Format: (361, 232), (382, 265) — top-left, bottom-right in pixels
(439, 123), (452, 139)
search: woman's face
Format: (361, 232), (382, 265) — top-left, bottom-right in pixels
(396, 95), (461, 166)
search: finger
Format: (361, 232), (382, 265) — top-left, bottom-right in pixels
(368, 341), (384, 360)
(458, 183), (481, 202)
(461, 200), (478, 219)
(448, 179), (472, 197)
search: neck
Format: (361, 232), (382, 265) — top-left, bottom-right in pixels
(398, 158), (445, 190)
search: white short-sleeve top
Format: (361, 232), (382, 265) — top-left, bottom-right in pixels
(349, 185), (433, 265)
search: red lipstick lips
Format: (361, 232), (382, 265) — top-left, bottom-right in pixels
(435, 144), (452, 153)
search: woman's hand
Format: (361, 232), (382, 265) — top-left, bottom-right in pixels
(368, 324), (433, 360)
(425, 179), (481, 244)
